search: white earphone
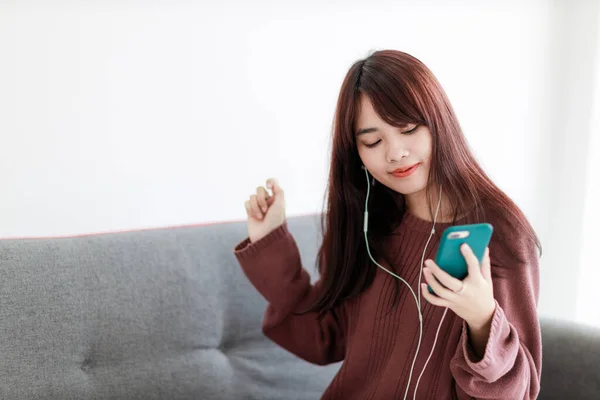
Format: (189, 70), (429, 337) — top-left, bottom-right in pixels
(361, 165), (449, 400)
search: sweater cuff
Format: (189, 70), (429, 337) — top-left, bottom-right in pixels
(232, 220), (310, 312)
(233, 221), (290, 261)
(461, 299), (504, 372)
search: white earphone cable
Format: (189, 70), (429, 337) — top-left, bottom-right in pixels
(362, 167), (447, 400)
(413, 307), (449, 399)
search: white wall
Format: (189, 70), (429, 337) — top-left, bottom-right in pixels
(576, 1), (600, 327)
(541, 0), (600, 325)
(1, 0), (598, 324)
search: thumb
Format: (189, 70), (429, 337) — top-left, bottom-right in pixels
(462, 243), (482, 279)
(267, 178), (284, 199)
(481, 247), (492, 282)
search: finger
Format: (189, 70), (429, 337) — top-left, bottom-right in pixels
(461, 243), (482, 279)
(256, 186), (269, 213)
(423, 267), (457, 301)
(424, 259), (464, 293)
(244, 200), (252, 217)
(249, 195), (263, 220)
(421, 283), (451, 308)
(266, 178), (284, 198)
(481, 247), (492, 281)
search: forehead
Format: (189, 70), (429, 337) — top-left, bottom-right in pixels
(355, 95), (408, 132)
(356, 94), (378, 122)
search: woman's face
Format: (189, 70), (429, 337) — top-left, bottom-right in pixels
(355, 94), (433, 197)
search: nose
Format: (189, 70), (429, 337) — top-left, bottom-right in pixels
(386, 139), (409, 163)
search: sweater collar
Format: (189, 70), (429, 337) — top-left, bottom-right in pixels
(397, 210), (469, 235)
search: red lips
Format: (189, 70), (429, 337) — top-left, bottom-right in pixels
(391, 163), (420, 178)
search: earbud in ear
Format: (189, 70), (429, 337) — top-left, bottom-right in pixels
(361, 165), (366, 170)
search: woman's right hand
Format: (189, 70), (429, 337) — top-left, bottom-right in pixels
(244, 178), (286, 243)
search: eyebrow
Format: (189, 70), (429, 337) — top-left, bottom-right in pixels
(355, 127), (378, 136)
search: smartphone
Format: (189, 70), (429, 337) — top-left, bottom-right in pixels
(427, 223), (494, 294)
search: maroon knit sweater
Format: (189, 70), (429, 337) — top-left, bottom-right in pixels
(234, 210), (541, 399)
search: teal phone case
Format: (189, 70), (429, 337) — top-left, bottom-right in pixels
(427, 223), (493, 294)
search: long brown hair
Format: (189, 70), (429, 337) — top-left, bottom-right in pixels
(306, 50), (541, 317)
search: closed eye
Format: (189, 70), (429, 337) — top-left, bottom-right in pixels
(403, 125), (419, 135)
(364, 125), (419, 148)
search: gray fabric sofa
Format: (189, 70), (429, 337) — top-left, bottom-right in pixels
(0, 214), (598, 399)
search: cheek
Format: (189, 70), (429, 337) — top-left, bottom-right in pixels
(358, 148), (378, 166)
(409, 128), (432, 155)
(358, 153), (387, 179)
(357, 148), (368, 167)
(413, 140), (432, 166)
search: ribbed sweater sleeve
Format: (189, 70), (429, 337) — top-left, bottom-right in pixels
(450, 231), (542, 399)
(233, 222), (347, 365)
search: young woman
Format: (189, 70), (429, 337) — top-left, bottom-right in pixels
(234, 50), (542, 400)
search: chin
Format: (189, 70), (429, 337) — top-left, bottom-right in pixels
(387, 180), (428, 196)
(399, 187), (425, 196)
